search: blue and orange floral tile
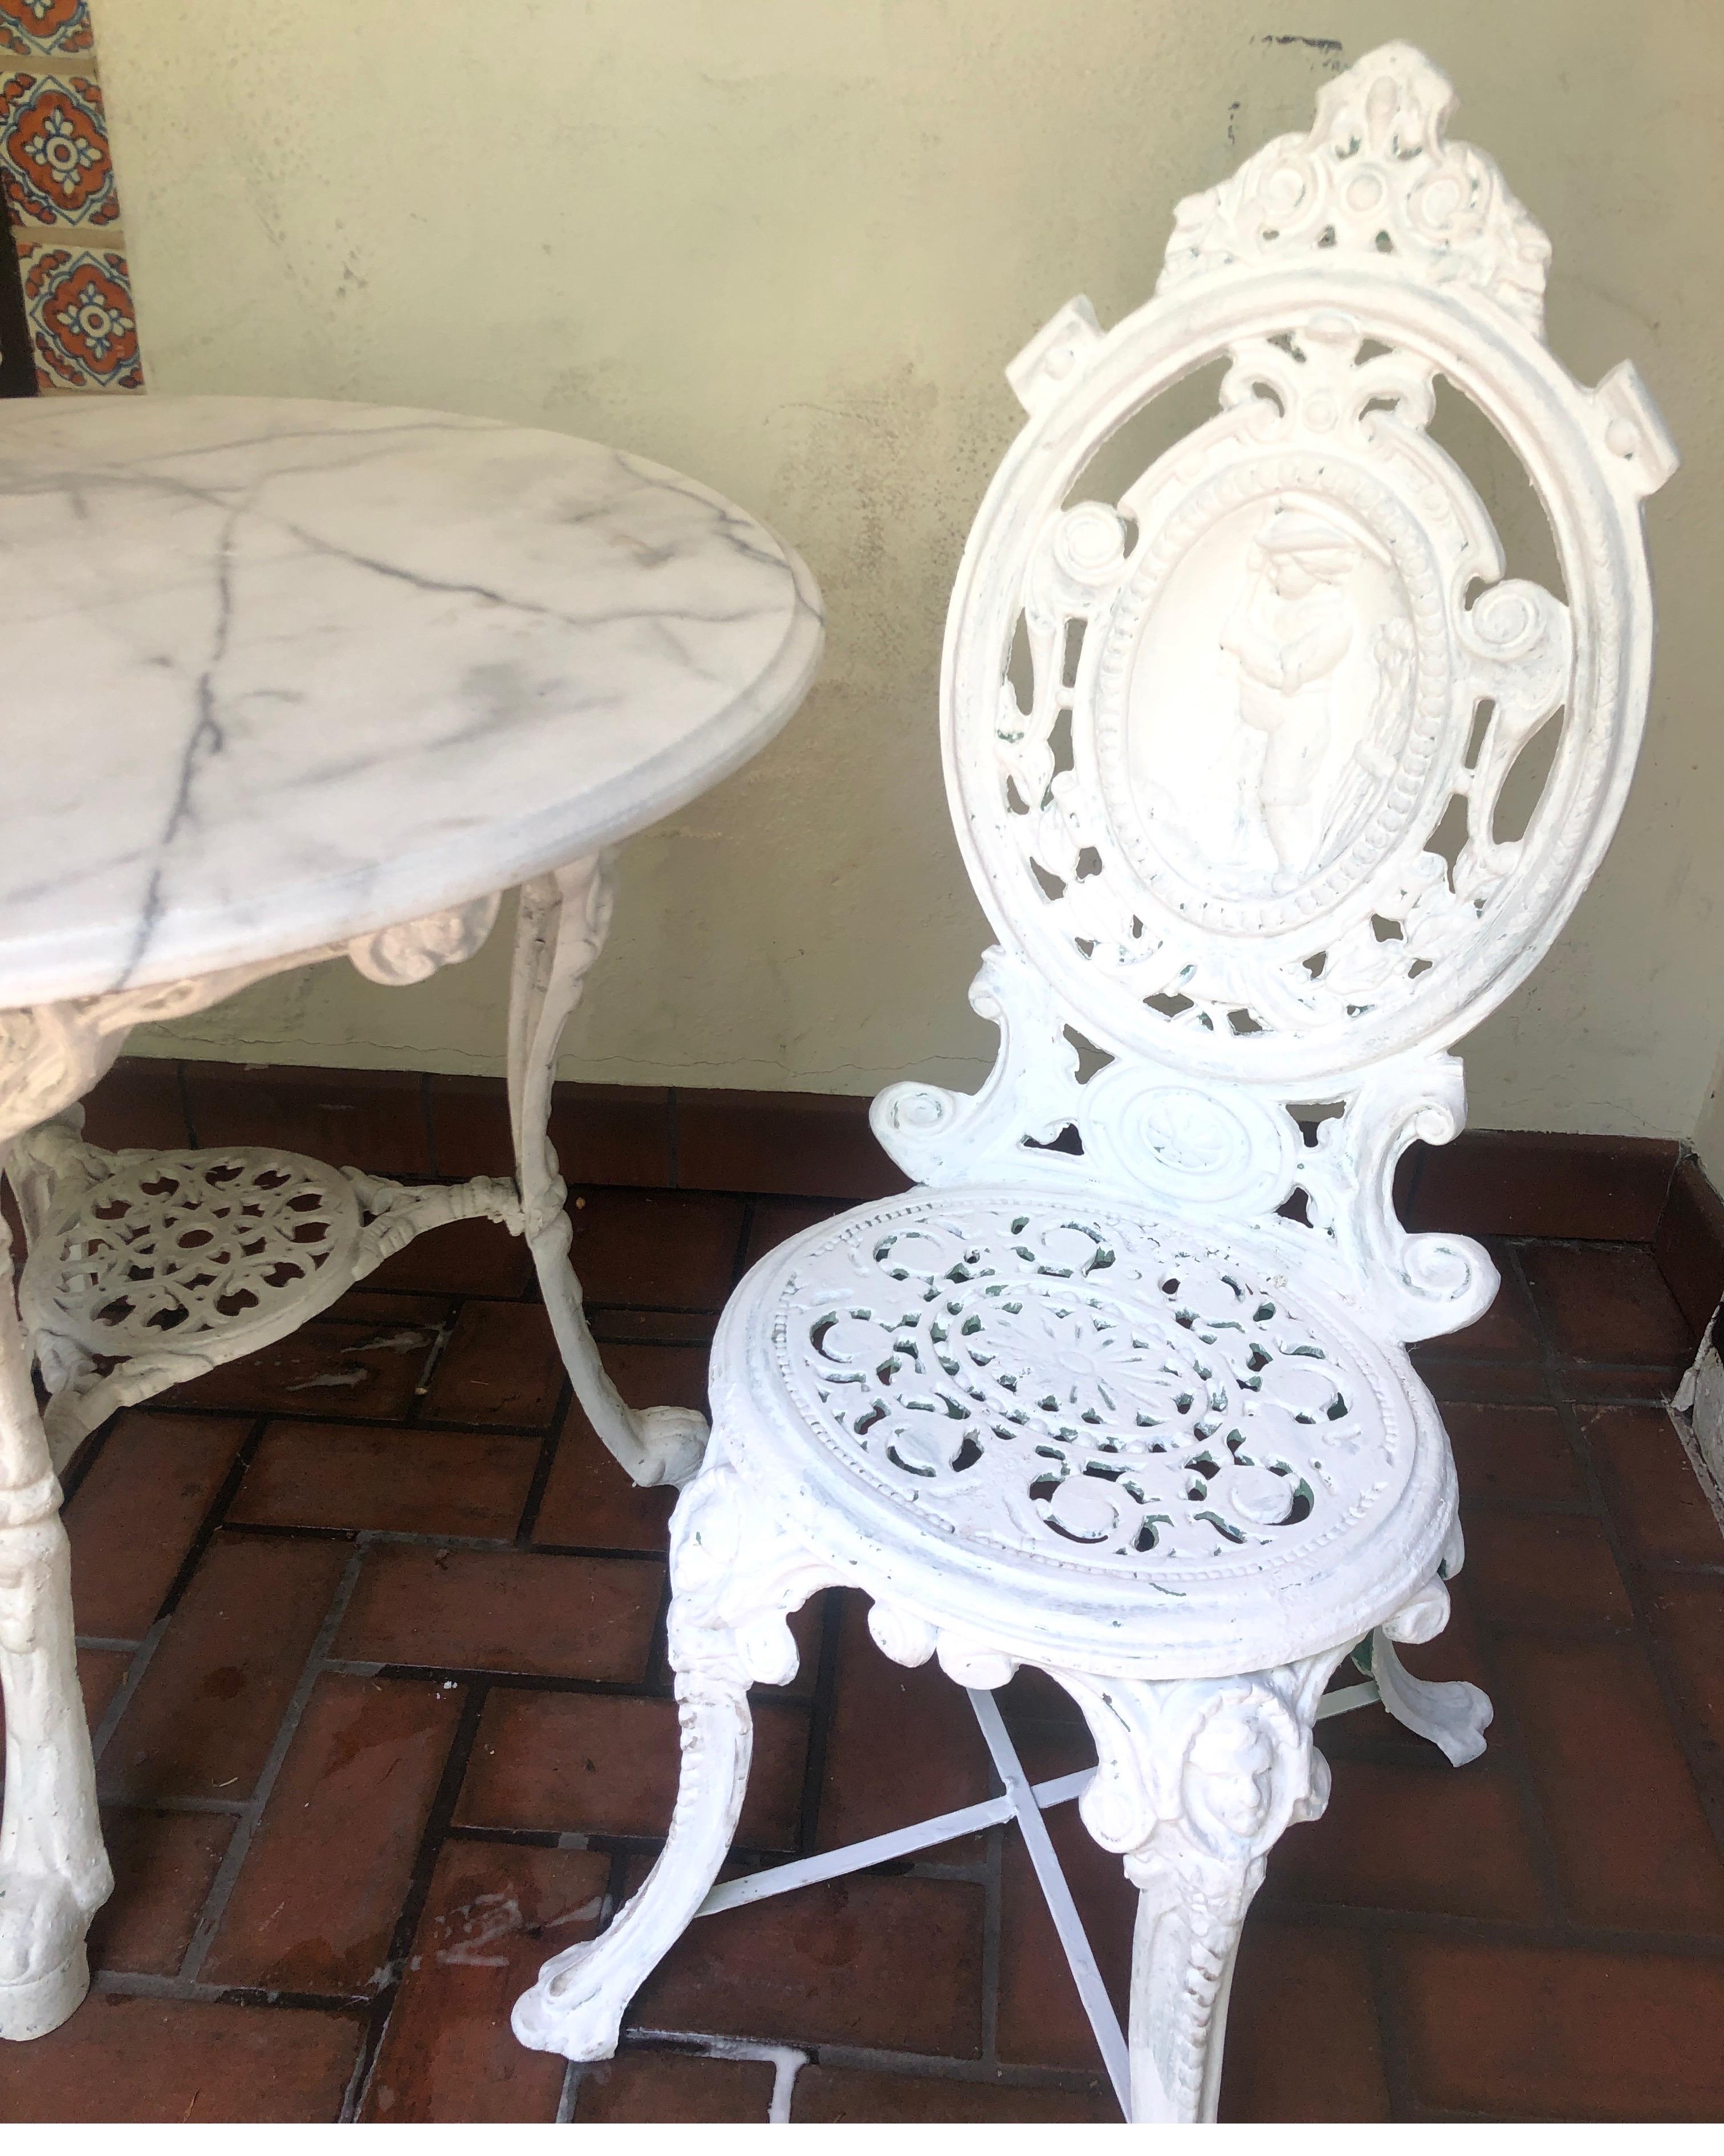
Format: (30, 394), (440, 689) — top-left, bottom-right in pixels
(19, 238), (137, 385)
(0, 0), (93, 60)
(0, 0), (141, 392)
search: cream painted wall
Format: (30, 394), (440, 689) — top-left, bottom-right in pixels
(92, 0), (1724, 1142)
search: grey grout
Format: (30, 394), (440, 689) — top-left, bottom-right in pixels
(176, 1539), (372, 1982)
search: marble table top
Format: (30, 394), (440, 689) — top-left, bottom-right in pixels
(0, 395), (823, 1006)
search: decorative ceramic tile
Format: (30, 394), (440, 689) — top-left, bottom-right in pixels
(18, 237), (140, 388)
(0, 70), (113, 225)
(0, 1), (143, 390)
(0, 0), (94, 61)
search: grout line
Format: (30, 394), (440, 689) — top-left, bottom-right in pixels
(152, 1417), (274, 1622)
(621, 2028), (1111, 2097)
(176, 1060), (200, 1149)
(93, 1968), (365, 2012)
(514, 1376), (572, 1545)
(1364, 1925), (1414, 2122)
(343, 1678), (490, 2120)
(176, 1538), (371, 1983)
(89, 1614), (170, 1767)
(980, 1816), (1003, 2068)
(731, 1195), (758, 1291)
(56, 1411), (117, 1509)
(793, 1590), (845, 1861)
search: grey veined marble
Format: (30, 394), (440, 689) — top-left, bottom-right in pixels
(0, 395), (824, 1004)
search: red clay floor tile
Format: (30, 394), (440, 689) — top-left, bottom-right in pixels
(335, 1544), (662, 1681)
(1417, 1258), (1544, 1362)
(87, 1807), (234, 1978)
(573, 2046), (778, 2121)
(1442, 1401), (1589, 1507)
(66, 1412), (250, 1640)
(182, 1061), (432, 1176)
(549, 1083), (676, 1189)
(1641, 1572), (1724, 1808)
(361, 1838), (610, 2121)
(417, 1299), (566, 1427)
(1391, 1933), (1724, 2120)
(676, 1088), (908, 1203)
(457, 1686), (808, 1853)
(0, 1993), (364, 2123)
(566, 1187), (745, 1308)
(1218, 1919), (1390, 2122)
(82, 1057), (192, 1151)
(1409, 1354), (1550, 1404)
(100, 1532), (350, 1804)
(996, 1799), (1133, 2072)
(1653, 1156), (1724, 1339)
(1494, 1631), (1724, 1932)
(229, 1419), (539, 1539)
(814, 1594), (992, 1850)
(792, 2064), (1117, 2122)
(1460, 1510), (1633, 1627)
(1408, 1132), (1676, 1243)
(367, 1211), (535, 1297)
(161, 1315), (436, 1420)
(1519, 1240), (1695, 1365)
(204, 1672), (463, 1994)
(77, 1645), (132, 1731)
(1584, 1402), (1724, 1565)
(742, 1196), (847, 1273)
(1263, 1754), (1546, 1921)
(634, 1871), (987, 2056)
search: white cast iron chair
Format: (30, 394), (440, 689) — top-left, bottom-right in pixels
(514, 46), (1674, 2120)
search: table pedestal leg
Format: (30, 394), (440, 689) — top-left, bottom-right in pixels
(0, 1168), (110, 2041)
(507, 855), (707, 1490)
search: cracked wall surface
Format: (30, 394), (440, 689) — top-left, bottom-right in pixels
(88, 1), (1724, 1144)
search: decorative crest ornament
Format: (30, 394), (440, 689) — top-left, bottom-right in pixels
(1158, 44), (1552, 332)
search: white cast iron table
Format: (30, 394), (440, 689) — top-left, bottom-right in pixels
(0, 393), (823, 2040)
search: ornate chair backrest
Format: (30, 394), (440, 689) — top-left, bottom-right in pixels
(873, 43), (1676, 1344)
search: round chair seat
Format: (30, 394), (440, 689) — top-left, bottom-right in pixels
(712, 1185), (1457, 1678)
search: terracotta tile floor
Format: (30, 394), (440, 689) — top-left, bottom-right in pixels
(5, 1149), (1724, 2121)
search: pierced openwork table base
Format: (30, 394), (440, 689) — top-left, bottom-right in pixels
(0, 855), (707, 2042)
(10, 1123), (522, 1472)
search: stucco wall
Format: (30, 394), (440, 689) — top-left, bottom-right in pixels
(91, 0), (1723, 1145)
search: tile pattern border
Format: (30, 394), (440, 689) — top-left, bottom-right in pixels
(0, 0), (142, 391)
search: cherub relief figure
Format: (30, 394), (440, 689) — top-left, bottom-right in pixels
(1220, 505), (1365, 876)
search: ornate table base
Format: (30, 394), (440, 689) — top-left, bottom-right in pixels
(0, 853), (702, 2039)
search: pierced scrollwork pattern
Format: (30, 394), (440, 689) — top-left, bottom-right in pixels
(774, 1193), (1408, 1578)
(19, 1149), (362, 1361)
(1157, 43), (1552, 329)
(990, 308), (1576, 1072)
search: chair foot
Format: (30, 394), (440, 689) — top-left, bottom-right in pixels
(510, 1457), (837, 2060)
(1372, 1630), (1493, 1766)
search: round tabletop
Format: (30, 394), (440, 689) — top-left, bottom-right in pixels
(0, 395), (823, 1007)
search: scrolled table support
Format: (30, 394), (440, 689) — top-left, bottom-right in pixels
(506, 854), (708, 1490)
(0, 1162), (111, 2040)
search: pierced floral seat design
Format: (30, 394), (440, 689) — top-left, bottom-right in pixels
(512, 45), (1674, 2120)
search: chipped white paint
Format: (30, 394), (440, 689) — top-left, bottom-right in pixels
(0, 399), (824, 2040)
(512, 47), (1670, 2120)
